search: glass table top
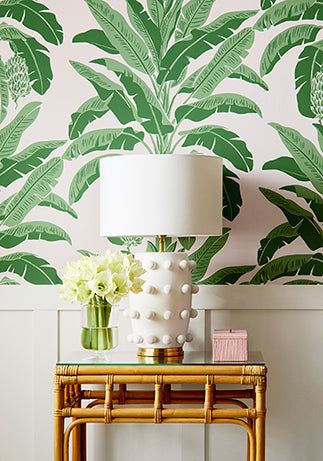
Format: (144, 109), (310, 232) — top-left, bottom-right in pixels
(57, 350), (264, 366)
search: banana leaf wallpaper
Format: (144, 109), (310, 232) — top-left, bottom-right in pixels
(0, 0), (322, 286)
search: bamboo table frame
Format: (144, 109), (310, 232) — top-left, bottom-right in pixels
(54, 355), (267, 461)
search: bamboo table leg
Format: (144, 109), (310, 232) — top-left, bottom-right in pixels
(80, 424), (87, 461)
(72, 385), (82, 461)
(54, 377), (64, 461)
(255, 379), (266, 461)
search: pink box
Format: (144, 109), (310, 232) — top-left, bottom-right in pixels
(213, 329), (248, 362)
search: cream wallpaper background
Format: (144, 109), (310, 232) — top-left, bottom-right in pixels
(0, 0), (322, 285)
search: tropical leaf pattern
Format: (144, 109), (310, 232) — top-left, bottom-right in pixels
(73, 29), (119, 54)
(190, 28), (255, 99)
(260, 24), (321, 76)
(0, 0), (322, 285)
(189, 229), (230, 282)
(259, 187), (323, 251)
(38, 193), (78, 219)
(85, 0), (155, 74)
(63, 128), (144, 160)
(157, 11), (257, 84)
(0, 2), (63, 96)
(0, 221), (71, 248)
(0, 0), (63, 45)
(0, 102), (41, 159)
(180, 125), (253, 172)
(68, 155), (106, 204)
(0, 57), (8, 123)
(0, 252), (62, 284)
(229, 64), (269, 91)
(255, 0), (319, 31)
(295, 40), (323, 118)
(0, 140), (65, 187)
(68, 96), (111, 140)
(250, 254), (322, 284)
(200, 265), (255, 284)
(257, 222), (300, 265)
(175, 93), (262, 122)
(269, 123), (323, 194)
(176, 0), (214, 39)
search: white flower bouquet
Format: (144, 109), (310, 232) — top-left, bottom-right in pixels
(60, 251), (145, 351)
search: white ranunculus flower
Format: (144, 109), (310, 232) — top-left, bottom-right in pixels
(61, 260), (81, 282)
(60, 251), (145, 303)
(87, 270), (116, 298)
(59, 279), (78, 302)
(131, 277), (145, 294)
(128, 256), (146, 281)
(77, 282), (93, 304)
(113, 272), (132, 296)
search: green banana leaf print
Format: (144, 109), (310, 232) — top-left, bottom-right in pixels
(260, 24), (321, 77)
(0, 252), (62, 284)
(65, 0), (271, 283)
(0, 0), (322, 285)
(0, 1), (63, 98)
(295, 40), (323, 119)
(251, 122), (323, 284)
(250, 253), (322, 284)
(0, 100), (72, 284)
(255, 2), (323, 121)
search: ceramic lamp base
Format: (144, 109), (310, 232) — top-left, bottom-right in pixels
(128, 252), (199, 352)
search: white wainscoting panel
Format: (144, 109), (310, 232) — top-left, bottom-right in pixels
(0, 311), (33, 461)
(0, 285), (322, 461)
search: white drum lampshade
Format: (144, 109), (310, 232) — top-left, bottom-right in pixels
(100, 154), (222, 237)
(100, 154), (223, 358)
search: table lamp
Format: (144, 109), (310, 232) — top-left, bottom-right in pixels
(100, 154), (222, 357)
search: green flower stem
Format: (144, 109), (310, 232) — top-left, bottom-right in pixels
(81, 296), (112, 351)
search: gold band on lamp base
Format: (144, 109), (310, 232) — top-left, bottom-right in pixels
(138, 354), (184, 364)
(137, 347), (184, 358)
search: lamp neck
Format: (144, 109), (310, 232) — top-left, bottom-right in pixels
(157, 235), (166, 252)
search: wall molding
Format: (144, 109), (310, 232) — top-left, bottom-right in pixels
(0, 285), (322, 310)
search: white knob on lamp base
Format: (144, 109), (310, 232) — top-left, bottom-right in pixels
(133, 335), (143, 344)
(143, 283), (155, 294)
(144, 311), (155, 320)
(180, 309), (190, 320)
(179, 260), (188, 270)
(163, 260), (173, 270)
(147, 335), (158, 345)
(189, 260), (197, 270)
(164, 310), (174, 320)
(177, 334), (186, 345)
(192, 284), (199, 294)
(186, 333), (193, 343)
(145, 259), (158, 270)
(181, 283), (191, 294)
(162, 335), (172, 345)
(190, 309), (198, 319)
(130, 310), (140, 319)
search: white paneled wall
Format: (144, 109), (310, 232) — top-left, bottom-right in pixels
(1, 286), (322, 461)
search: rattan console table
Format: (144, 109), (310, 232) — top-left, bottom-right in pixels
(54, 351), (267, 461)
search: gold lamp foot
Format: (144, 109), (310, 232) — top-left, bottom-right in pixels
(137, 347), (184, 358)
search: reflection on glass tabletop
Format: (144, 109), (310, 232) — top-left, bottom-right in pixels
(57, 350), (264, 366)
